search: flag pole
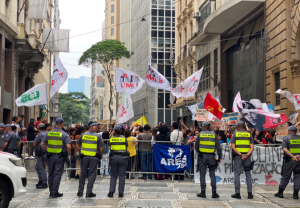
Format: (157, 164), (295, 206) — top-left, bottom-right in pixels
(142, 85), (148, 126)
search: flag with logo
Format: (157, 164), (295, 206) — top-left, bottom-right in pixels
(276, 89), (300, 110)
(204, 92), (223, 120)
(116, 89), (134, 124)
(146, 56), (172, 91)
(115, 67), (145, 94)
(170, 67), (203, 104)
(16, 83), (48, 107)
(153, 144), (191, 173)
(50, 55), (68, 98)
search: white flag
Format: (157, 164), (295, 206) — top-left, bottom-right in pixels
(170, 67), (203, 104)
(232, 92), (243, 112)
(146, 56), (172, 91)
(276, 89), (300, 110)
(115, 67), (145, 94)
(16, 83), (48, 107)
(50, 55), (68, 98)
(117, 89), (134, 124)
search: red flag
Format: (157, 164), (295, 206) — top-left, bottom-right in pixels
(204, 92), (223, 120)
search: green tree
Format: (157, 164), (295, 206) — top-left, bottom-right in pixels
(78, 39), (131, 126)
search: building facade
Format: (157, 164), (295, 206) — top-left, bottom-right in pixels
(67, 76), (91, 98)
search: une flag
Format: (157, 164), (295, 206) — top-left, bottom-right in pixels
(276, 89), (300, 110)
(115, 67), (145, 94)
(50, 55), (68, 98)
(146, 56), (172, 91)
(116, 89), (134, 124)
(170, 67), (203, 104)
(16, 83), (48, 107)
(239, 109), (288, 131)
(204, 92), (223, 120)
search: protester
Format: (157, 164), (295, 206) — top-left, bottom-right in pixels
(100, 131), (110, 177)
(74, 126), (85, 179)
(156, 125), (170, 144)
(125, 129), (137, 179)
(170, 122), (183, 145)
(27, 118), (38, 158)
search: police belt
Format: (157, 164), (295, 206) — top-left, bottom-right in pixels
(47, 152), (67, 158)
(80, 153), (101, 159)
(110, 151), (128, 157)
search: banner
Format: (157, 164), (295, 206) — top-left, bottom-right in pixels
(222, 112), (239, 125)
(276, 126), (288, 142)
(16, 83), (48, 107)
(210, 121), (228, 130)
(133, 116), (148, 126)
(50, 55), (68, 98)
(153, 144), (191, 173)
(267, 104), (275, 113)
(289, 113), (299, 124)
(195, 109), (207, 121)
(195, 144), (286, 185)
(232, 92), (242, 112)
(170, 67), (203, 103)
(116, 89), (134, 124)
(27, 0), (48, 20)
(115, 67), (145, 94)
(146, 56), (171, 91)
(276, 89), (300, 110)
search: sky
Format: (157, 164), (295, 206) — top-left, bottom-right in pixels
(58, 0), (105, 93)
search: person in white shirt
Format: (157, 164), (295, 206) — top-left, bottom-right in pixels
(170, 122), (183, 145)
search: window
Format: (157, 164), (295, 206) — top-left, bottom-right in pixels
(190, 22), (193, 38)
(275, 72), (280, 105)
(158, 93), (164, 108)
(152, 9), (157, 16)
(159, 10), (164, 16)
(111, 5), (114, 12)
(111, 16), (114, 24)
(214, 49), (218, 86)
(198, 54), (211, 91)
(184, 67), (187, 79)
(151, 31), (157, 37)
(199, 0), (211, 32)
(111, 28), (114, 36)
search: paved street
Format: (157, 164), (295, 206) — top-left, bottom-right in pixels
(8, 172), (298, 208)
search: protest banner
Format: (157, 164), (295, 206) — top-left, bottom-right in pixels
(195, 109), (207, 121)
(194, 144), (287, 185)
(222, 112), (239, 125)
(289, 112), (299, 124)
(210, 121), (227, 130)
(276, 126), (288, 142)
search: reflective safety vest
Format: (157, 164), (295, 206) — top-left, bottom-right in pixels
(81, 134), (98, 156)
(47, 130), (63, 153)
(110, 137), (126, 152)
(199, 133), (216, 153)
(289, 135), (300, 156)
(235, 132), (251, 153)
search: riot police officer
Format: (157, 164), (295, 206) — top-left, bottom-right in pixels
(76, 123), (103, 198)
(195, 121), (222, 198)
(230, 121), (254, 199)
(275, 125), (300, 199)
(1, 124), (20, 155)
(0, 123), (7, 151)
(33, 123), (48, 189)
(41, 118), (71, 198)
(108, 125), (128, 198)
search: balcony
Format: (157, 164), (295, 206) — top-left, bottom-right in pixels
(182, 50), (187, 59)
(177, 54), (181, 63)
(189, 0), (265, 45)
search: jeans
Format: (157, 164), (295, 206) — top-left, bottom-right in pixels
(139, 151), (152, 178)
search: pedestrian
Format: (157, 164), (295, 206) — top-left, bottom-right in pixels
(108, 125), (128, 198)
(125, 129), (137, 179)
(27, 118), (38, 158)
(100, 131), (110, 177)
(74, 126), (85, 179)
(33, 123), (48, 189)
(76, 123), (103, 198)
(40, 118), (71, 198)
(274, 125), (300, 199)
(230, 121), (254, 199)
(0, 124), (21, 155)
(195, 121), (222, 198)
(170, 122), (183, 145)
(0, 123), (6, 150)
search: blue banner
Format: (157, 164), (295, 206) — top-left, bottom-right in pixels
(153, 144), (191, 173)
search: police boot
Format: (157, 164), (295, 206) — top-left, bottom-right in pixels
(119, 193), (124, 198)
(274, 188), (284, 198)
(248, 192), (253, 199)
(77, 192), (83, 197)
(107, 192), (114, 198)
(86, 192), (96, 198)
(231, 193), (241, 199)
(36, 183), (48, 189)
(36, 181), (42, 187)
(293, 189), (299, 199)
(212, 191), (219, 198)
(52, 193), (63, 198)
(197, 191), (206, 198)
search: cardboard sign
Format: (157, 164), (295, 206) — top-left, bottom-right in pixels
(289, 113), (299, 124)
(195, 109), (207, 121)
(222, 112), (239, 125)
(210, 121), (227, 131)
(276, 126), (288, 142)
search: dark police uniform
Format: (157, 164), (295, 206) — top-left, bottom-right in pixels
(42, 127), (70, 197)
(195, 128), (222, 198)
(34, 130), (48, 187)
(108, 131), (128, 198)
(5, 131), (20, 155)
(77, 130), (103, 197)
(231, 130), (254, 197)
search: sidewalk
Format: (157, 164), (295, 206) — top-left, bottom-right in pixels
(10, 172), (296, 208)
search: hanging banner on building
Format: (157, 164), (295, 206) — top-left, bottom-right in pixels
(153, 144), (191, 173)
(16, 83), (48, 107)
(210, 121), (228, 130)
(275, 126), (288, 142)
(42, 29), (70, 52)
(146, 56), (172, 91)
(116, 89), (134, 124)
(222, 112), (239, 125)
(195, 109), (207, 121)
(194, 144), (286, 185)
(115, 67), (145, 94)
(50, 55), (68, 98)
(289, 113), (299, 124)
(27, 0), (48, 20)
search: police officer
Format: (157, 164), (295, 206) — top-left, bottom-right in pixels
(41, 118), (71, 198)
(231, 121), (254, 199)
(195, 121), (222, 198)
(33, 123), (48, 189)
(1, 124), (20, 155)
(0, 123), (7, 150)
(108, 125), (128, 198)
(76, 123), (103, 198)
(274, 125), (300, 199)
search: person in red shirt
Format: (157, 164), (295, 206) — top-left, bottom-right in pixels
(35, 113), (49, 128)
